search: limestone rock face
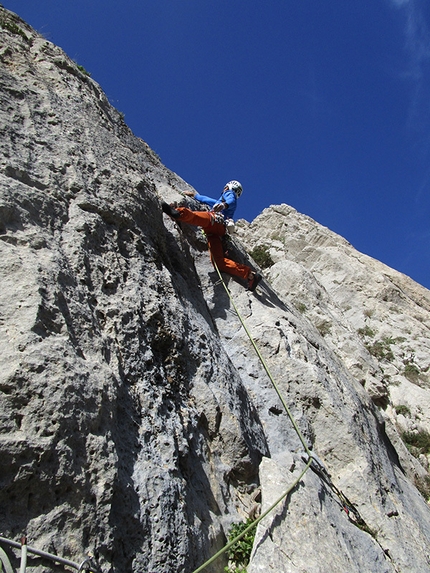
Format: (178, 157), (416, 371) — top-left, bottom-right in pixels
(189, 226), (430, 573)
(1, 8), (430, 573)
(0, 9), (266, 572)
(236, 205), (430, 480)
(232, 207), (430, 572)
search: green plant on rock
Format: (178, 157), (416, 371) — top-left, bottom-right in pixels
(365, 339), (394, 362)
(357, 325), (375, 338)
(75, 62), (91, 76)
(224, 519), (255, 573)
(401, 429), (430, 500)
(317, 320), (331, 337)
(249, 244), (274, 269)
(403, 361), (420, 382)
(401, 429), (430, 457)
(414, 475), (430, 503)
(0, 15), (30, 42)
(395, 404), (411, 417)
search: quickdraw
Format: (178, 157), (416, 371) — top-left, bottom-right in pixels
(301, 452), (372, 533)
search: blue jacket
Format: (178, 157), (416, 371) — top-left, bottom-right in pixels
(194, 190), (237, 220)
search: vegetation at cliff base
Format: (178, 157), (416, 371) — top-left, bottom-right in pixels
(225, 519), (255, 573)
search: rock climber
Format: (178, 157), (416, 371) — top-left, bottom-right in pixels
(162, 181), (262, 291)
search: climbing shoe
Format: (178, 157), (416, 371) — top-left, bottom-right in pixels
(162, 202), (181, 219)
(248, 272), (262, 292)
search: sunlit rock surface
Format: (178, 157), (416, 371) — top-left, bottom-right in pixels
(1, 7), (429, 573)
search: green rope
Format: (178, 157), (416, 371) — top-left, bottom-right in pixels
(190, 258), (314, 573)
(191, 457), (312, 573)
(212, 260), (312, 457)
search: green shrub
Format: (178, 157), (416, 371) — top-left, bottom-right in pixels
(401, 430), (430, 502)
(365, 340), (394, 361)
(75, 62), (91, 76)
(401, 429), (430, 456)
(403, 362), (420, 382)
(316, 320), (331, 337)
(357, 325), (375, 338)
(0, 17), (30, 42)
(224, 519), (255, 573)
(395, 405), (411, 417)
(415, 475), (430, 503)
(249, 245), (274, 269)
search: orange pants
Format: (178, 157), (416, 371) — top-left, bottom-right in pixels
(176, 207), (251, 280)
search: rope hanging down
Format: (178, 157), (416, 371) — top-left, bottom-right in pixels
(191, 241), (373, 573)
(190, 252), (315, 573)
(191, 457), (313, 573)
(210, 260), (312, 457)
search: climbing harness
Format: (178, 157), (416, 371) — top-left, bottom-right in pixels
(209, 211), (225, 226)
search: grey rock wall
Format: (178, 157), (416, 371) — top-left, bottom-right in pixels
(1, 7), (430, 573)
(0, 9), (266, 572)
(187, 230), (430, 572)
(236, 205), (430, 486)
(234, 206), (430, 572)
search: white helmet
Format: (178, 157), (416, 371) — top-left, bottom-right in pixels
(224, 180), (243, 198)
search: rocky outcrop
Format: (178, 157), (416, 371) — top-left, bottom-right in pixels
(233, 207), (430, 571)
(236, 205), (430, 487)
(1, 7), (430, 573)
(0, 9), (266, 572)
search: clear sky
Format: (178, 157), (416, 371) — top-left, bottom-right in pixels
(4, 1), (430, 290)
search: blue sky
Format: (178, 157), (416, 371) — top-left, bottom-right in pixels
(4, 1), (430, 290)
